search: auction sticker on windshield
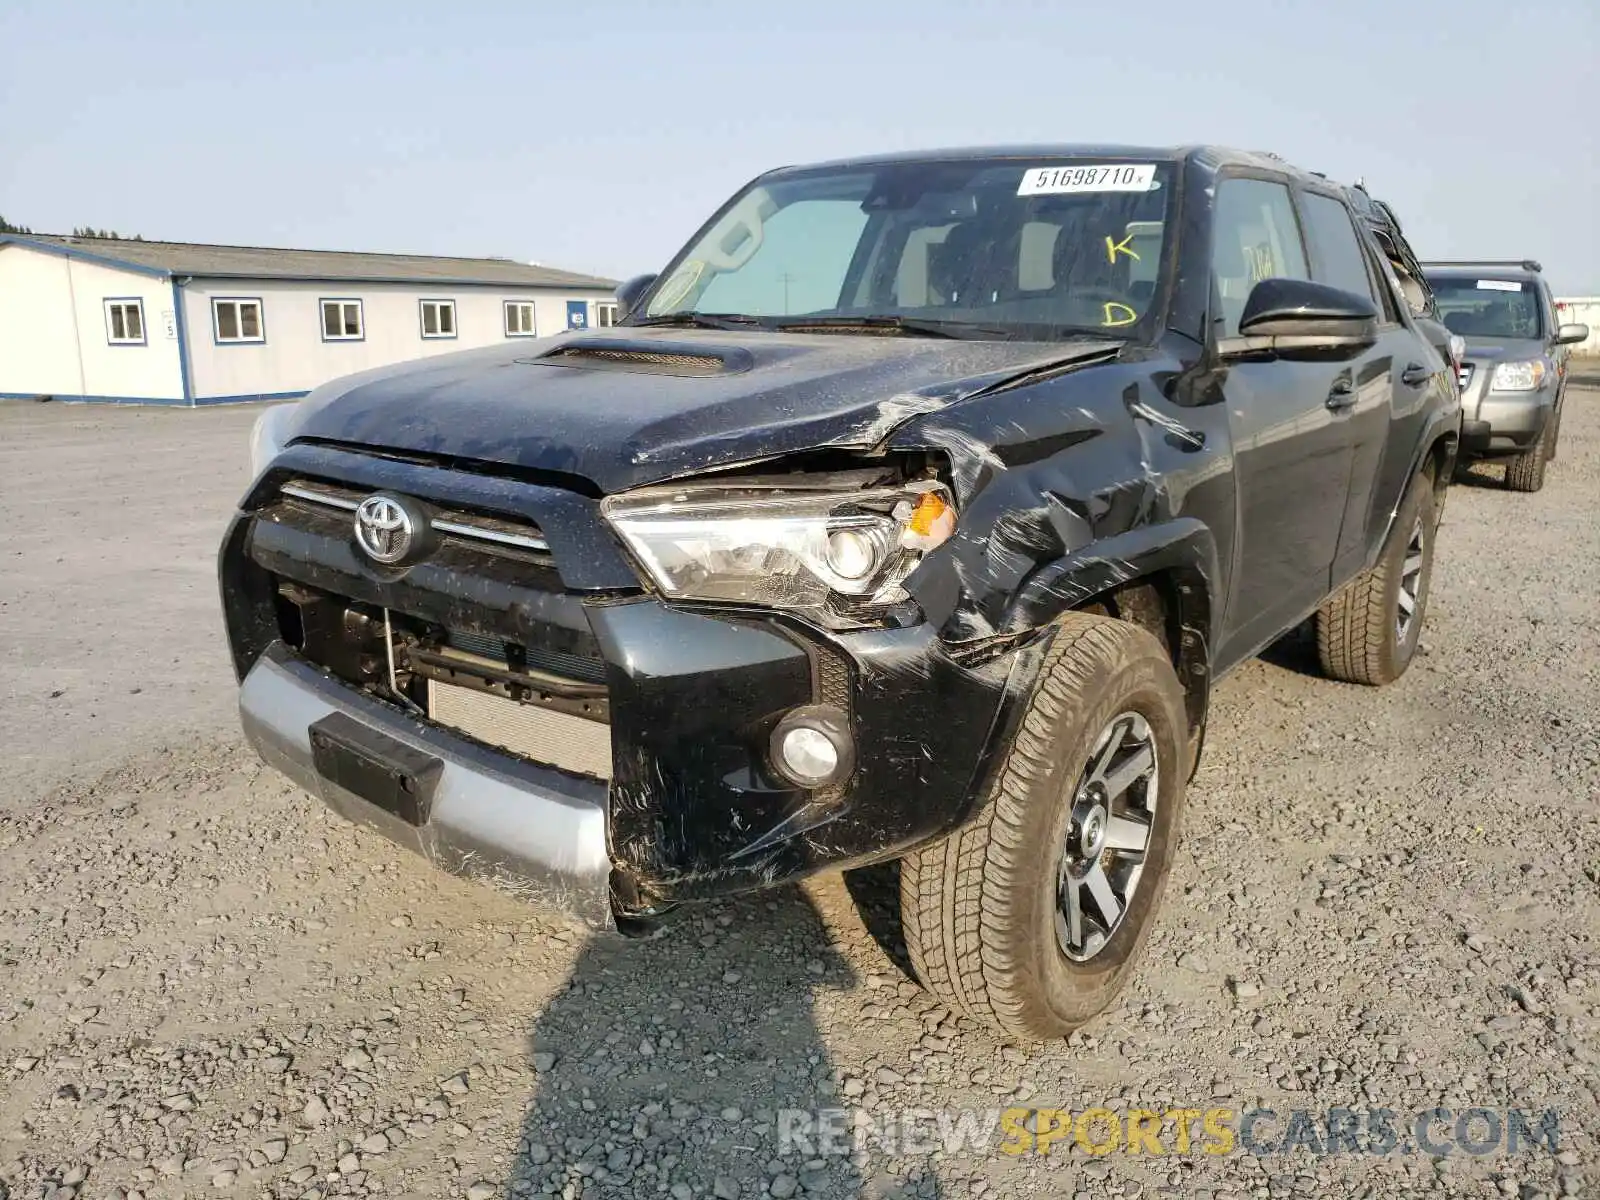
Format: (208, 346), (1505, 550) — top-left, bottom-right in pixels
(1476, 279), (1524, 292)
(1018, 164), (1157, 195)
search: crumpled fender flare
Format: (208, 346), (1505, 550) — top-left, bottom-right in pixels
(998, 517), (1220, 755)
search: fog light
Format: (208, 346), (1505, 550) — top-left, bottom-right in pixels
(770, 705), (854, 788)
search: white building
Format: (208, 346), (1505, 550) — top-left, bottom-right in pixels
(0, 234), (618, 406)
(1556, 297), (1600, 356)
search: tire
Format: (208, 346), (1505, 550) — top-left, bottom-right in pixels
(1504, 418), (1551, 492)
(899, 613), (1188, 1041)
(1316, 477), (1436, 685)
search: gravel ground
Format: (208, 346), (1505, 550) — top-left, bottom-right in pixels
(1, 391), (1597, 1200)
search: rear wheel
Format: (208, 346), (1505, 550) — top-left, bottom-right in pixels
(1505, 418), (1552, 492)
(1316, 477), (1436, 685)
(899, 613), (1187, 1041)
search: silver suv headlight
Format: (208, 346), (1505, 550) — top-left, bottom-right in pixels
(248, 402), (298, 475)
(602, 481), (956, 613)
(1490, 360), (1547, 392)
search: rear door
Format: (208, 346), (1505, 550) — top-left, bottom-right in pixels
(1210, 176), (1354, 664)
(1294, 187), (1428, 588)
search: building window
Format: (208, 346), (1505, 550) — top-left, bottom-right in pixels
(213, 298), (265, 344)
(504, 301), (537, 337)
(321, 299), (364, 341)
(420, 299), (457, 339)
(595, 301), (619, 328)
(104, 299), (146, 345)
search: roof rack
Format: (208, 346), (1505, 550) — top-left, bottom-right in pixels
(1423, 259), (1542, 273)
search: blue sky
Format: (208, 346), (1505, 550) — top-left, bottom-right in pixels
(2, 0), (1596, 294)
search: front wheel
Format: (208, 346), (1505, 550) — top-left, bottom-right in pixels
(1504, 418), (1552, 492)
(899, 613), (1188, 1041)
(1316, 476), (1436, 685)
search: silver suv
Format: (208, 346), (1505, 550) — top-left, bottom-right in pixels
(1424, 260), (1589, 492)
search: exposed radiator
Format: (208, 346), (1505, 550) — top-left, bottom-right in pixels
(427, 680), (612, 781)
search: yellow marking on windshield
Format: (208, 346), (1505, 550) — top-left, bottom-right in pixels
(1106, 233), (1140, 264)
(1102, 303), (1138, 327)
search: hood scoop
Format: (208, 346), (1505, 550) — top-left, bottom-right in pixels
(525, 338), (751, 378)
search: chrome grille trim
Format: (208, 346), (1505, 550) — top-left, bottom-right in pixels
(431, 517), (548, 551)
(279, 479), (549, 553)
(282, 482), (359, 511)
(1458, 364), (1475, 390)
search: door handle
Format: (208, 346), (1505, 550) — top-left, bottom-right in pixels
(1400, 363), (1432, 388)
(1326, 378), (1357, 411)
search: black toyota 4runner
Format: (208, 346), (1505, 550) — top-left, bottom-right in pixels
(222, 146), (1461, 1041)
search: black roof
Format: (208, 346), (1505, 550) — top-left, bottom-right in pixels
(766, 144), (1313, 179)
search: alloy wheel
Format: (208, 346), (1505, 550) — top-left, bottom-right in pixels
(1055, 711), (1160, 962)
(1396, 515), (1426, 644)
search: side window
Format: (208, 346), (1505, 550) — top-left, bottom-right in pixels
(1210, 178), (1309, 337)
(1367, 250), (1407, 324)
(1299, 192), (1380, 308)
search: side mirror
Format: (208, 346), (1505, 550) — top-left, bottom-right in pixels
(1235, 278), (1379, 348)
(1556, 322), (1590, 346)
(616, 274), (657, 317)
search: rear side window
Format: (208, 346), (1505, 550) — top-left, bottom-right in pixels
(1299, 193), (1379, 306)
(1210, 178), (1309, 337)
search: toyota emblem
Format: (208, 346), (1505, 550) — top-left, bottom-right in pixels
(354, 494), (417, 564)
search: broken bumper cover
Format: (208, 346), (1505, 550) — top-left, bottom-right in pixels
(239, 643), (614, 925)
(220, 445), (1043, 918)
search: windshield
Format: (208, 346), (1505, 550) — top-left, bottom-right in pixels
(639, 158), (1176, 340)
(1427, 276), (1544, 339)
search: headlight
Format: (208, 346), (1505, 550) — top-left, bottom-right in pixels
(248, 402), (297, 475)
(1491, 360), (1547, 392)
(602, 481), (957, 614)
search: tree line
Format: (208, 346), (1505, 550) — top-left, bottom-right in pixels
(1, 216), (143, 240)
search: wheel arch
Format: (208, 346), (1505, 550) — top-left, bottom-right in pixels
(1423, 428), (1458, 508)
(998, 519), (1218, 769)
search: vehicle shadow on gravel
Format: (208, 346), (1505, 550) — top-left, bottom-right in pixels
(1255, 620), (1323, 678)
(509, 884), (941, 1200)
(1449, 461), (1512, 489)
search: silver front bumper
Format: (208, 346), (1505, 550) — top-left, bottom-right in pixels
(239, 644), (614, 925)
(1476, 392), (1549, 438)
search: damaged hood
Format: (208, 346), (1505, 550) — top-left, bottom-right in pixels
(287, 329), (1118, 493)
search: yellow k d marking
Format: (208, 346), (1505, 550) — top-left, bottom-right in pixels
(1102, 302), (1138, 327)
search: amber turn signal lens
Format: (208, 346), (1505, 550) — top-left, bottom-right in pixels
(908, 491), (950, 537)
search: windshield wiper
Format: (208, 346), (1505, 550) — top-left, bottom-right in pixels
(627, 312), (771, 331)
(770, 314), (1015, 340)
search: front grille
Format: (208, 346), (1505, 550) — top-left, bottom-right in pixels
(428, 679), (612, 779)
(444, 628), (607, 685)
(280, 479), (549, 554)
(1458, 363), (1475, 390)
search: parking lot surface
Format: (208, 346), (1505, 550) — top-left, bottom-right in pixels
(1, 391), (1597, 1200)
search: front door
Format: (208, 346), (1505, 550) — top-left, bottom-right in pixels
(1209, 176), (1354, 666)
